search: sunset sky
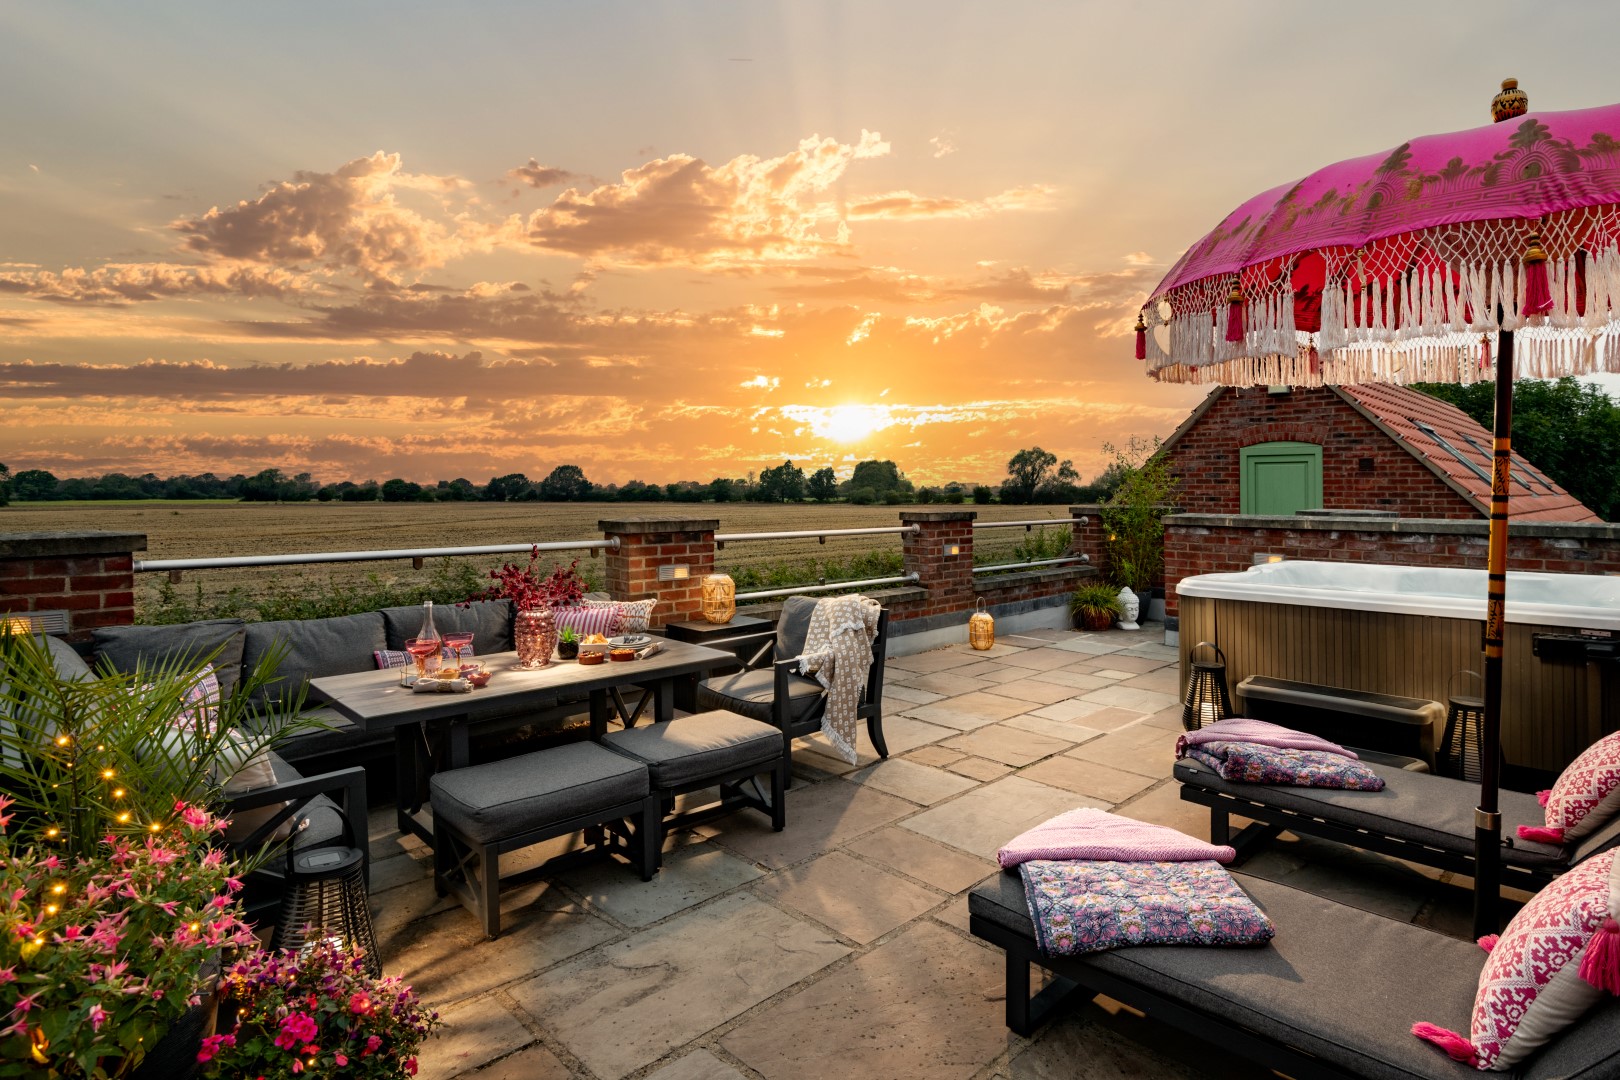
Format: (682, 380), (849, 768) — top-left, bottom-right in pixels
(3, 1), (1616, 487)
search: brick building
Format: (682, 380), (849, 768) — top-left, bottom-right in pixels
(1159, 384), (1599, 523)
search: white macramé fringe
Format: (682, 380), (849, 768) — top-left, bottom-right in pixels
(1147, 248), (1620, 386)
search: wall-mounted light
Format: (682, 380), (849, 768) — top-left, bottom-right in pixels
(657, 565), (691, 582)
(944, 543), (961, 557)
(1252, 553), (1285, 565)
(3, 610), (69, 635)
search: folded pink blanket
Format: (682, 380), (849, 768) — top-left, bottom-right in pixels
(997, 808), (1236, 869)
(1176, 717), (1356, 759)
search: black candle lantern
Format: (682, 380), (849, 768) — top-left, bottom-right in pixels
(272, 843), (379, 976)
(1438, 670), (1486, 781)
(1182, 641), (1234, 731)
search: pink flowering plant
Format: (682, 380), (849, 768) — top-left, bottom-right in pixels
(198, 937), (440, 1079)
(475, 548), (587, 612)
(0, 800), (255, 1077)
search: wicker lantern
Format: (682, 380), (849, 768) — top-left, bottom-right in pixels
(1438, 670), (1486, 781)
(701, 573), (736, 624)
(969, 598), (995, 650)
(1181, 641), (1234, 731)
(272, 845), (380, 976)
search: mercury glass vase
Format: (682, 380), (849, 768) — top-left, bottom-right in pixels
(514, 608), (558, 669)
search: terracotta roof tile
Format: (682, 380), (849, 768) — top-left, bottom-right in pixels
(1336, 384), (1601, 523)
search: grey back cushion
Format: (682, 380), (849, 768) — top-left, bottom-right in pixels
(1, 635), (94, 765)
(242, 611), (386, 710)
(92, 618), (248, 698)
(775, 597), (818, 659)
(380, 600), (513, 654)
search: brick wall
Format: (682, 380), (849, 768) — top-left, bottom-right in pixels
(599, 518), (718, 628)
(900, 510), (976, 618)
(1165, 387), (1479, 518)
(0, 532), (147, 640)
(1164, 514), (1620, 617)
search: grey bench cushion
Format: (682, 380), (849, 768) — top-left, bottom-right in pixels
(969, 870), (1620, 1080)
(696, 667), (825, 725)
(602, 710), (781, 789)
(431, 742), (649, 846)
(1174, 757), (1566, 871)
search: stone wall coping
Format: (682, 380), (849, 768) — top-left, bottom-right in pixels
(973, 565), (1096, 594)
(598, 518), (719, 534)
(0, 531), (148, 558)
(1165, 513), (1620, 542)
(898, 510), (977, 523)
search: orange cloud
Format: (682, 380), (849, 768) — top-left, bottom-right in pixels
(521, 131), (891, 266)
(507, 159), (583, 189)
(0, 263), (320, 305)
(847, 184), (1056, 220)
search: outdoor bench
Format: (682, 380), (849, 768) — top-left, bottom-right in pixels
(968, 866), (1620, 1079)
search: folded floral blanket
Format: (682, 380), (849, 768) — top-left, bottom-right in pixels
(1182, 741), (1386, 790)
(1176, 717), (1357, 758)
(1020, 859), (1276, 956)
(997, 807), (1235, 869)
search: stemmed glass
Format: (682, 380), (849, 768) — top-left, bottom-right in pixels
(442, 632), (475, 665)
(405, 637), (441, 683)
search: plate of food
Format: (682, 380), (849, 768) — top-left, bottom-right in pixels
(608, 634), (652, 649)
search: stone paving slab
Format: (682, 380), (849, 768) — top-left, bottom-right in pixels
(1044, 636), (1127, 655)
(945, 640), (1028, 658)
(507, 893), (849, 1080)
(905, 690), (1032, 731)
(1017, 755), (1159, 805)
(560, 843), (763, 927)
(417, 996), (535, 1080)
(722, 921), (1016, 1080)
(1000, 712), (1102, 744)
(645, 1049), (752, 1080)
(905, 744), (966, 768)
(754, 850), (944, 943)
(893, 671), (993, 697)
(884, 682), (947, 705)
(998, 632), (1060, 647)
(1024, 668), (1113, 691)
(849, 757), (981, 805)
(1028, 697), (1116, 722)
(946, 755), (1014, 781)
(953, 660), (1042, 683)
(983, 678), (1086, 705)
(846, 826), (997, 893)
(901, 776), (1101, 859)
(1081, 686), (1180, 715)
(940, 723), (1072, 767)
(997, 647), (1090, 672)
(1064, 724), (1180, 779)
(704, 777), (916, 868)
(888, 649), (977, 674)
(459, 1044), (572, 1080)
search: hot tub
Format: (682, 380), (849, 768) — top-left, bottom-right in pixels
(1177, 561), (1620, 774)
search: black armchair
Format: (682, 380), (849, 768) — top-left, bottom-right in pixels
(696, 596), (890, 779)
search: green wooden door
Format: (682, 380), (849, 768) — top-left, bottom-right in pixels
(1240, 442), (1323, 515)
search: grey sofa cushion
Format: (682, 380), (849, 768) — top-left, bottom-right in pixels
(1174, 757), (1565, 871)
(92, 618), (248, 697)
(696, 668), (825, 725)
(430, 741), (649, 846)
(970, 870), (1620, 1080)
(775, 596), (817, 658)
(242, 612), (386, 711)
(603, 710), (782, 789)
(380, 600), (513, 654)
(41, 635), (94, 682)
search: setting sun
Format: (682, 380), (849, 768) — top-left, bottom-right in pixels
(811, 405), (894, 443)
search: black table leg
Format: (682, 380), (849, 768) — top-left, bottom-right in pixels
(589, 689), (610, 740)
(653, 678), (675, 723)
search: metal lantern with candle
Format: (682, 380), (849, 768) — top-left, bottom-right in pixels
(1181, 641), (1233, 731)
(968, 598), (995, 650)
(701, 573), (736, 624)
(1438, 670), (1487, 781)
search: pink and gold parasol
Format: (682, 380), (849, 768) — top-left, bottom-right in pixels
(1137, 82), (1620, 938)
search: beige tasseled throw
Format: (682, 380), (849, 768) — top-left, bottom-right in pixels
(797, 594), (882, 764)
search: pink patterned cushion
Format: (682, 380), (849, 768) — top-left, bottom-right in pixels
(583, 598), (657, 634)
(1422, 850), (1620, 1070)
(553, 605), (622, 638)
(1543, 733), (1620, 842)
(374, 649), (411, 670)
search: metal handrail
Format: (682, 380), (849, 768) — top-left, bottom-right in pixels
(972, 555), (1089, 575)
(972, 517), (1088, 531)
(714, 525), (918, 549)
(134, 537), (615, 579)
(735, 572), (920, 602)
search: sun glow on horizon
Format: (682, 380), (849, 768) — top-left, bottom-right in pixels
(800, 403), (895, 443)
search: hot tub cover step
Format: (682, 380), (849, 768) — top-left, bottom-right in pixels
(602, 710), (782, 789)
(429, 742), (649, 845)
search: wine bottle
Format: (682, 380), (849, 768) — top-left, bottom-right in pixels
(416, 600), (441, 646)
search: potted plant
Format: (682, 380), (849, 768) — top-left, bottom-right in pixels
(1098, 436), (1181, 601)
(197, 937), (441, 1080)
(475, 549), (588, 669)
(557, 625), (580, 660)
(1069, 584), (1125, 631)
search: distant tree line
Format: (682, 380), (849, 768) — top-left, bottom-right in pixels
(0, 451), (1123, 508)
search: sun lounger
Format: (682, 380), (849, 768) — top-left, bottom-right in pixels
(1176, 756), (1620, 890)
(969, 868), (1620, 1079)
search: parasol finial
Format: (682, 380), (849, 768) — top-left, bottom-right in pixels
(1133, 310), (1147, 360)
(1491, 78), (1528, 123)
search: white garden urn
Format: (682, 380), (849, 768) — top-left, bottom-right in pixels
(1115, 586), (1141, 630)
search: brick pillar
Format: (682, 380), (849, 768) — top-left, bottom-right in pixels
(599, 518), (718, 629)
(1070, 504), (1108, 580)
(900, 510), (976, 617)
(0, 531), (147, 641)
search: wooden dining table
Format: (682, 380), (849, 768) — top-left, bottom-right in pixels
(309, 640), (737, 847)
